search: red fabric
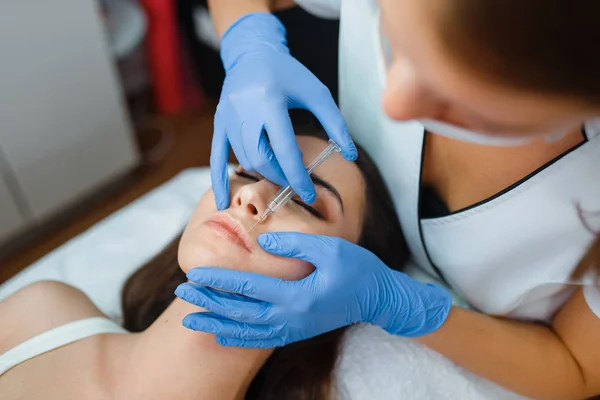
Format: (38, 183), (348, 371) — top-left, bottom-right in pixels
(139, 0), (184, 114)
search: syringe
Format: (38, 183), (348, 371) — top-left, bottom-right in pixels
(248, 139), (342, 232)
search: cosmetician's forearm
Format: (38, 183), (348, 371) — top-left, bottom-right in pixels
(417, 306), (587, 400)
(207, 0), (297, 38)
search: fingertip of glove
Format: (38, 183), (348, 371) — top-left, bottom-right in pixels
(215, 187), (231, 211)
(174, 284), (186, 299)
(299, 189), (316, 204)
(257, 233), (274, 249)
(182, 315), (195, 330)
(186, 268), (205, 282)
(211, 187), (229, 210)
(342, 141), (358, 161)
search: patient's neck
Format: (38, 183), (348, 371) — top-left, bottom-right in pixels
(109, 298), (272, 400)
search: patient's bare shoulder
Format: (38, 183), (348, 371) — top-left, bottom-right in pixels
(0, 281), (106, 354)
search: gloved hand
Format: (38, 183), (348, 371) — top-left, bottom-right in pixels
(175, 232), (452, 348)
(211, 13), (357, 210)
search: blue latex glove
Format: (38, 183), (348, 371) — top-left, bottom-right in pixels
(211, 13), (357, 210)
(175, 232), (452, 348)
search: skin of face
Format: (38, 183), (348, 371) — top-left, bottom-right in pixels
(377, 0), (599, 136)
(178, 136), (366, 280)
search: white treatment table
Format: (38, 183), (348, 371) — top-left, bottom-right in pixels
(0, 167), (525, 399)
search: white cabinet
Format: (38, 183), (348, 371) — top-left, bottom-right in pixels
(0, 0), (140, 245)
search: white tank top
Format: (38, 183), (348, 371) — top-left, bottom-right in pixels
(0, 317), (127, 376)
(338, 0), (600, 322)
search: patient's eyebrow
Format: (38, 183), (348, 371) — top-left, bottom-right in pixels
(310, 173), (344, 213)
(236, 169), (344, 213)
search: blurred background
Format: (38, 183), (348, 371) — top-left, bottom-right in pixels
(0, 0), (339, 283)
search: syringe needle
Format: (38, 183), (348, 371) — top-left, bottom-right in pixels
(248, 210), (270, 233)
(248, 220), (260, 233)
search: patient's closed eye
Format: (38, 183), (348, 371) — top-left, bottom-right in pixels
(234, 170), (324, 219)
(235, 170), (260, 182)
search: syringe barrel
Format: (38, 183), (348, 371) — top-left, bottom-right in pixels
(266, 140), (341, 214)
(306, 139), (341, 173)
(267, 185), (295, 212)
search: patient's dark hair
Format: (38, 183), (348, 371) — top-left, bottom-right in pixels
(121, 129), (408, 399)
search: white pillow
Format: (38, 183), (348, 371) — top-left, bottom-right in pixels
(0, 167), (213, 322)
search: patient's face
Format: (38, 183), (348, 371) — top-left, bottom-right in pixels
(178, 136), (366, 280)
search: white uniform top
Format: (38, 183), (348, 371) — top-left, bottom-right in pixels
(298, 0), (600, 321)
(294, 0), (341, 19)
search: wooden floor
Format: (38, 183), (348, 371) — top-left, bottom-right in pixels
(0, 107), (216, 283)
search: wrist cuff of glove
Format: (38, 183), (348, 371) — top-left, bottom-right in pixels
(220, 13), (290, 71)
(384, 283), (453, 338)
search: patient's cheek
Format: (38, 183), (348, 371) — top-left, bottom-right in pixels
(262, 257), (314, 281)
(195, 191), (217, 211)
(177, 243), (204, 274)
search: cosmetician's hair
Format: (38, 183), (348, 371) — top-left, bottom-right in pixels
(437, 0), (600, 104)
(121, 129), (409, 400)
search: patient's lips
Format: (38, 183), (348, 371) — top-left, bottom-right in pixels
(205, 213), (253, 252)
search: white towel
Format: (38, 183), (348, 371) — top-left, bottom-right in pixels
(334, 323), (528, 399)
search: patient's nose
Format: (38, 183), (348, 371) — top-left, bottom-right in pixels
(231, 182), (271, 218)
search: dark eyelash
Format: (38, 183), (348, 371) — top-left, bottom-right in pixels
(292, 199), (324, 219)
(236, 170), (324, 219)
(235, 170), (259, 181)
